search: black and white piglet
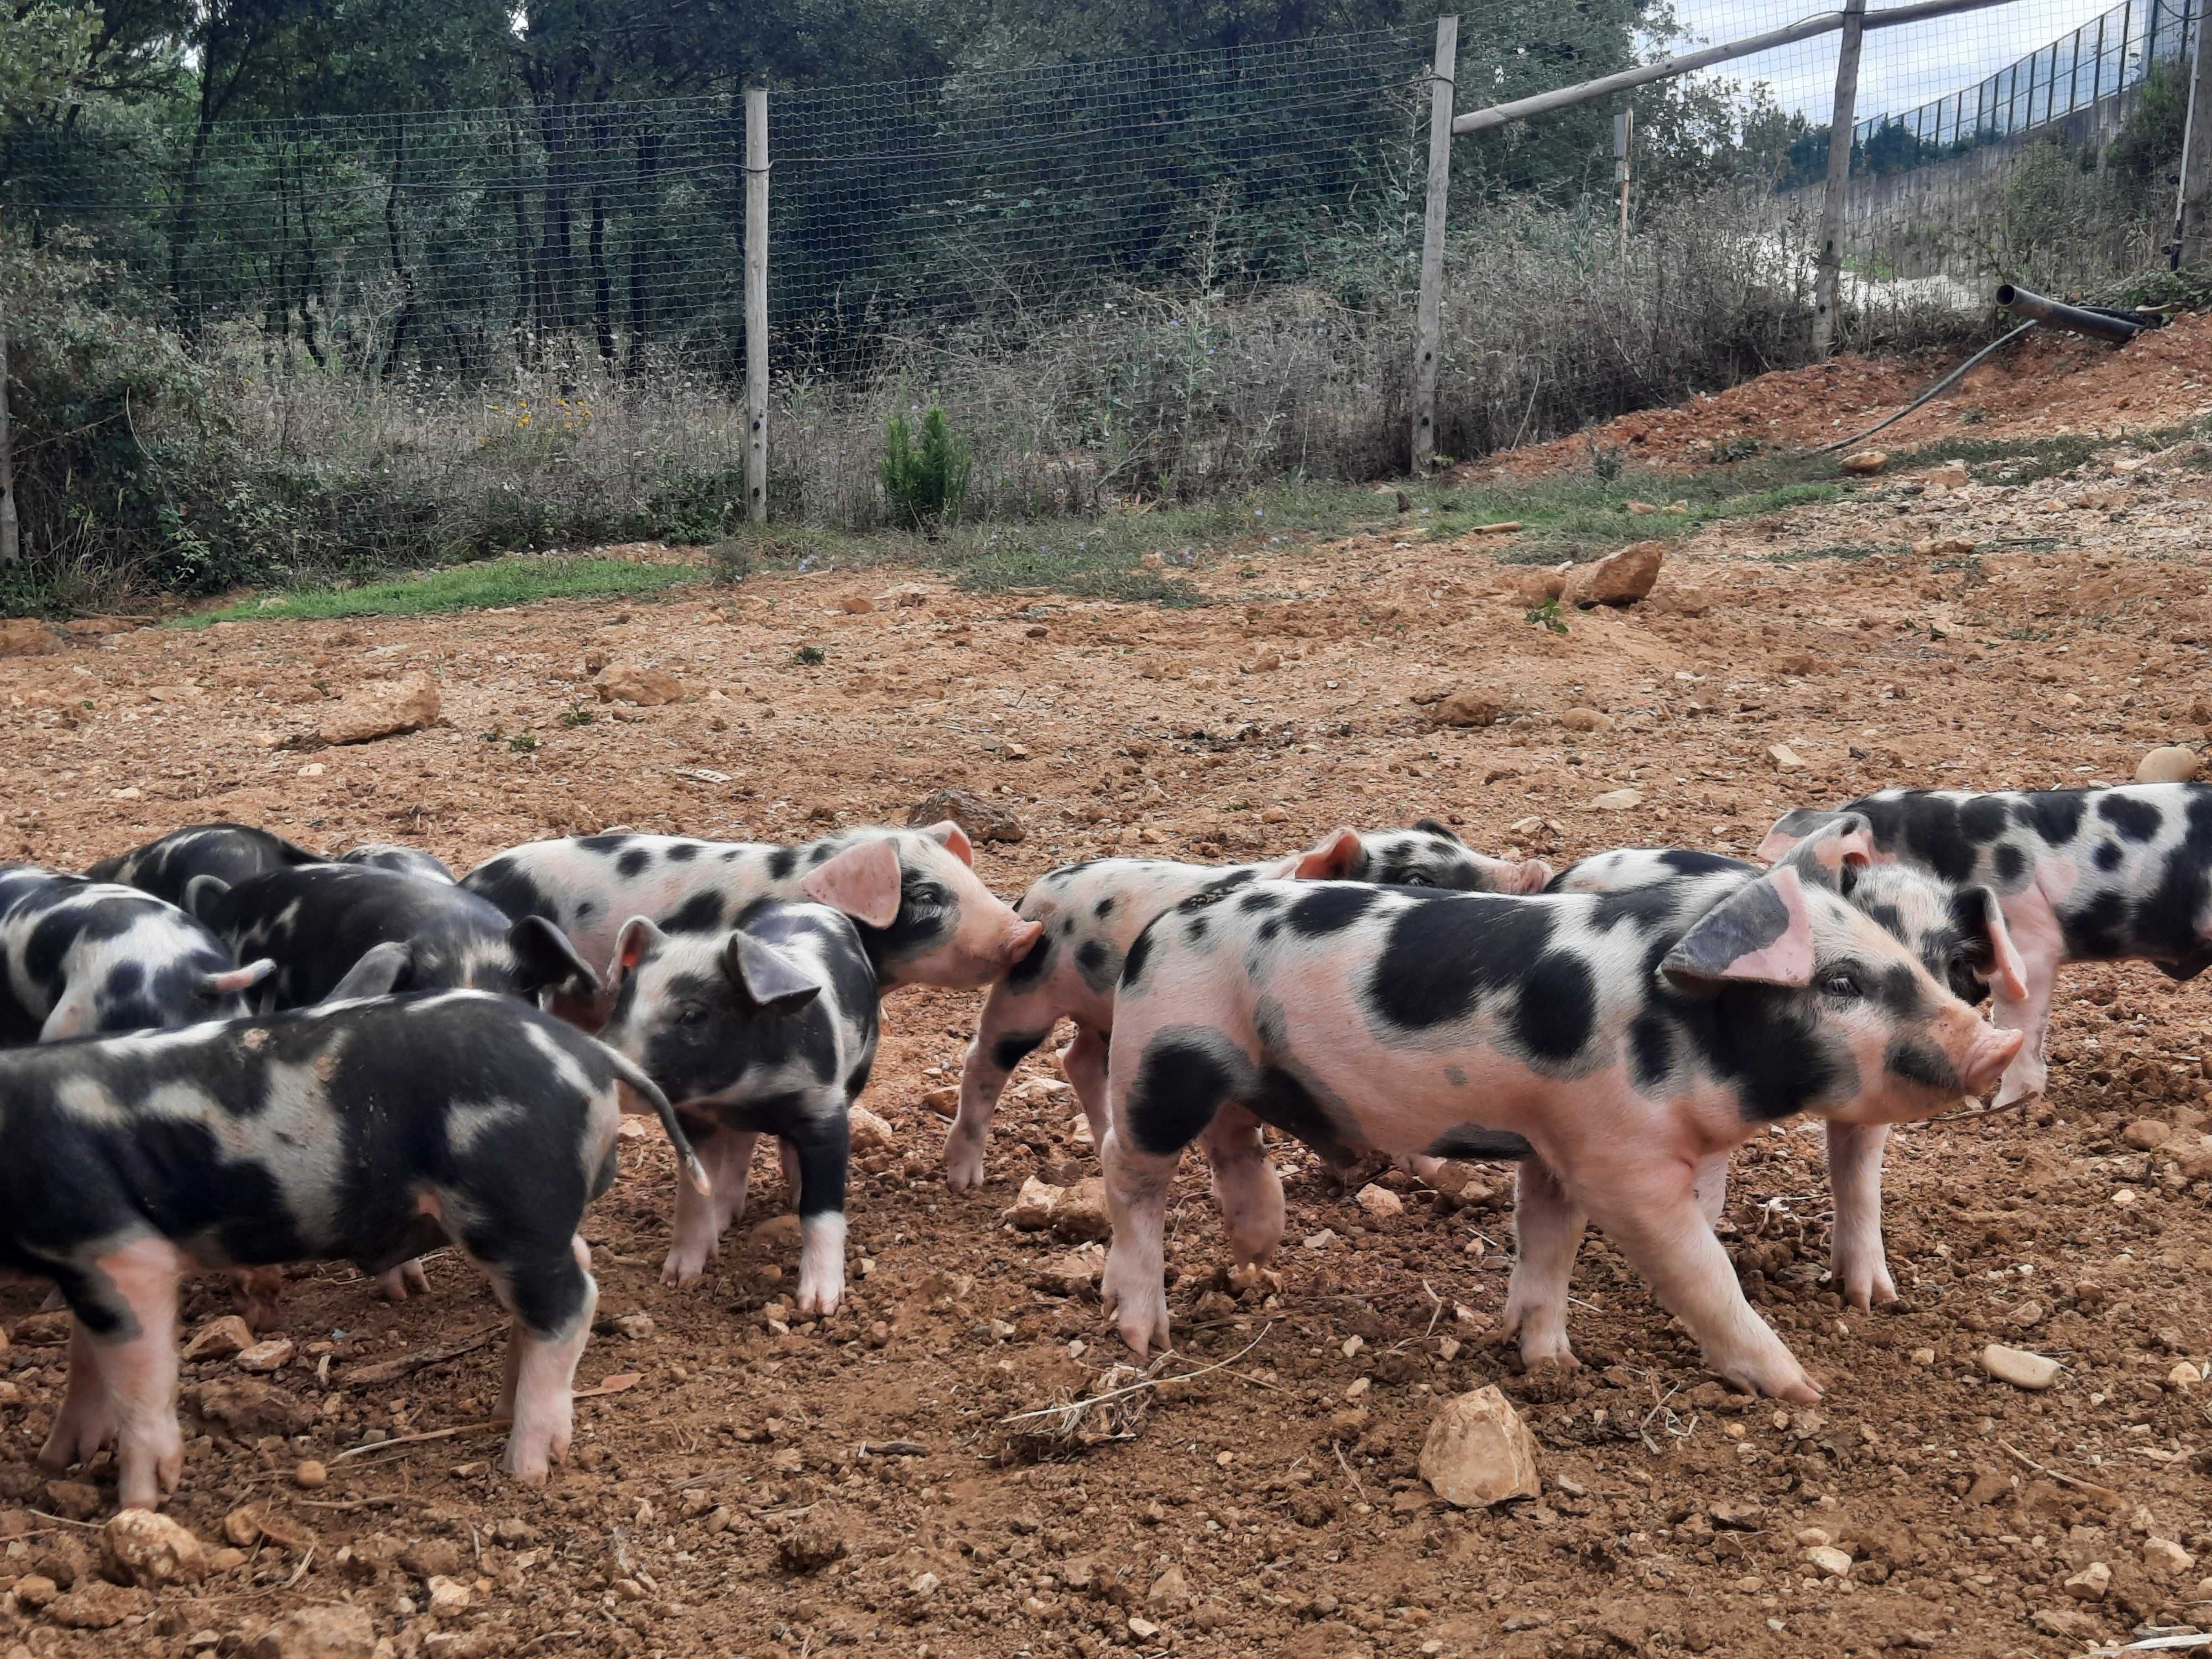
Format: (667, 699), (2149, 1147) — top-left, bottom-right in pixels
(185, 863), (598, 1010)
(3, 990), (706, 1511)
(1, 865), (272, 1042)
(1763, 783), (2212, 1104)
(90, 823), (457, 904)
(596, 900), (879, 1316)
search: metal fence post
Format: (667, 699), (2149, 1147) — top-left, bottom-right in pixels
(1812, 0), (1867, 358)
(1411, 14), (1457, 474)
(743, 83), (769, 525)
(0, 294), (17, 567)
(2176, 0), (2212, 263)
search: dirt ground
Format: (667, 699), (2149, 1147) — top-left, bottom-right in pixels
(3, 330), (2212, 1659)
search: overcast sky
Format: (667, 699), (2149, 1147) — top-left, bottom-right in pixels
(1667, 0), (2125, 122)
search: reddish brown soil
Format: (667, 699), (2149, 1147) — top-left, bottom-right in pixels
(1465, 312), (2212, 477)
(2, 359), (2211, 1659)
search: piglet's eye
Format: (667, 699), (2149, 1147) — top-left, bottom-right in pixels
(677, 1004), (709, 1027)
(908, 883), (947, 907)
(1398, 873), (1433, 888)
(1819, 971), (1864, 1000)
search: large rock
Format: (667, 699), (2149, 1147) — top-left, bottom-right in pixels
(251, 1605), (377, 1659)
(1418, 1384), (1542, 1507)
(186, 1377), (310, 1437)
(1051, 1177), (1112, 1242)
(1839, 450), (1888, 476)
(596, 663), (685, 706)
(2136, 745), (2201, 784)
(46, 1581), (152, 1629)
(1562, 541), (1664, 608)
(848, 1104), (895, 1152)
(1005, 1176), (1063, 1232)
(1980, 1344), (2060, 1390)
(317, 672), (440, 745)
(103, 1509), (205, 1587)
(1430, 688), (1503, 728)
(0, 619), (60, 656)
(907, 789), (1026, 844)
(182, 1314), (254, 1361)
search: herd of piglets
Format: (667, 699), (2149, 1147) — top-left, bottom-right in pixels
(0, 778), (2201, 1511)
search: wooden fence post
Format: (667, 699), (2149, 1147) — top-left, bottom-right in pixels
(2176, 0), (2212, 264)
(1811, 0), (1867, 359)
(1411, 14), (1457, 474)
(744, 83), (769, 525)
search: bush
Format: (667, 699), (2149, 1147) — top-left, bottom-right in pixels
(880, 406), (972, 528)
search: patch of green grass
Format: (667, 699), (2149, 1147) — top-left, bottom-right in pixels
(176, 555), (704, 626)
(1768, 541), (1898, 565)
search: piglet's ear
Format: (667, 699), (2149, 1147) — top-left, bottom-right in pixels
(1503, 857), (1556, 894)
(916, 820), (975, 868)
(614, 915), (666, 976)
(509, 916), (600, 1001)
(1756, 807), (1851, 865)
(1662, 865), (1816, 990)
(197, 957), (276, 999)
(326, 941), (412, 1001)
(723, 932), (823, 1016)
(1953, 885), (2030, 1004)
(1771, 813), (1873, 893)
(1276, 828), (1363, 881)
(183, 874), (231, 924)
(801, 841), (904, 929)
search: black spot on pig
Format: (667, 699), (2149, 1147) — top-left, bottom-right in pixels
(1285, 885), (1379, 937)
(993, 1030), (1047, 1073)
(1884, 1037), (1958, 1092)
(665, 891), (726, 934)
(2014, 791), (2086, 844)
(1994, 843), (2027, 886)
(1423, 1123), (1535, 1160)
(1124, 1032), (1239, 1155)
(767, 847), (799, 881)
(2099, 794), (2162, 843)
(1369, 898), (1550, 1030)
(667, 843), (699, 863)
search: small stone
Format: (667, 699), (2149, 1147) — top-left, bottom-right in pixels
(1804, 1546), (1853, 1578)
(251, 1603), (377, 1659)
(2124, 1119), (2173, 1150)
(2136, 745), (2200, 784)
(2143, 1537), (2197, 1577)
(1431, 688), (1504, 728)
(424, 1575), (472, 1614)
(1418, 1384), (1542, 1507)
(41, 1480), (101, 1520)
(1355, 1184), (1404, 1220)
(47, 1581), (152, 1630)
(614, 1312), (656, 1341)
(1050, 1177), (1110, 1242)
(594, 664), (685, 707)
(1146, 1564), (1192, 1609)
(1709, 1501), (1765, 1530)
(293, 1459), (328, 1490)
(318, 672), (440, 745)
(1303, 1229), (1337, 1250)
(2169, 1360), (2201, 1388)
(1558, 707), (1614, 734)
(1032, 1251), (1101, 1297)
(12, 1310), (72, 1346)
(910, 1571), (940, 1598)
(182, 1315), (254, 1361)
(921, 1086), (958, 1118)
(1127, 1616), (1163, 1641)
(1921, 460), (1971, 489)
(749, 1215), (802, 1248)
(399, 1538), (463, 1579)
(2062, 1561), (2111, 1601)
(1768, 743), (1806, 771)
(1562, 541), (1664, 608)
(103, 1509), (205, 1587)
(237, 1337), (295, 1373)
(222, 1508), (267, 1548)
(11, 1575), (57, 1608)
(1910, 1347), (1936, 1366)
(2007, 1300), (2044, 1329)
(1980, 1344), (2060, 1390)
(1589, 788), (1644, 812)
(1839, 450), (1887, 475)
(1006, 1176), (1065, 1232)
(848, 1105), (895, 1152)
(906, 789), (1025, 844)
(1909, 535), (1976, 559)
(777, 1511), (848, 1574)
(0, 618), (61, 656)
(841, 595), (875, 614)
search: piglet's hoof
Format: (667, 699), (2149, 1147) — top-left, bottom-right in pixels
(377, 1259), (432, 1301)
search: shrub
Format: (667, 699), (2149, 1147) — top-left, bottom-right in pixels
(880, 406), (972, 528)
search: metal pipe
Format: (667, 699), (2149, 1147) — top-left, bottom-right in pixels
(1994, 282), (2153, 341)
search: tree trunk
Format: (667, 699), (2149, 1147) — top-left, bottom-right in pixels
(626, 114), (661, 378)
(538, 102), (577, 337)
(509, 120), (536, 368)
(589, 115), (615, 369)
(381, 119), (419, 380)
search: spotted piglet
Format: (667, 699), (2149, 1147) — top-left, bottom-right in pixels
(86, 823), (326, 907)
(1551, 833), (2029, 1309)
(947, 821), (1551, 1189)
(595, 901), (880, 1314)
(1097, 823), (2023, 1400)
(463, 823), (1040, 1019)
(1762, 784), (2211, 1106)
(4, 991), (707, 1510)
(1, 865), (273, 1042)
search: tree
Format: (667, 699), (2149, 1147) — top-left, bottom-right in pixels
(0, 2), (103, 116)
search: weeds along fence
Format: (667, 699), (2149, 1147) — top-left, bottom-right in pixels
(0, 2), (2190, 600)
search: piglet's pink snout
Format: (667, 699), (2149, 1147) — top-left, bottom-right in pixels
(1959, 1026), (2026, 1098)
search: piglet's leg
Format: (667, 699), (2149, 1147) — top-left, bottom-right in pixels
(1101, 1127), (1181, 1360)
(663, 1124), (734, 1288)
(1581, 1177), (1818, 1403)
(947, 983), (1055, 1191)
(39, 1317), (118, 1476)
(1060, 1024), (1111, 1159)
(710, 1130), (760, 1235)
(1199, 1105), (1283, 1286)
(1692, 1152), (1731, 1230)
(1989, 959), (2057, 1107)
(789, 1115), (852, 1320)
(496, 1236), (596, 1484)
(1503, 1160), (1587, 1371)
(1824, 1121), (1896, 1310)
(92, 1239), (190, 1510)
(232, 1265), (288, 1331)
(377, 1260), (433, 1302)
